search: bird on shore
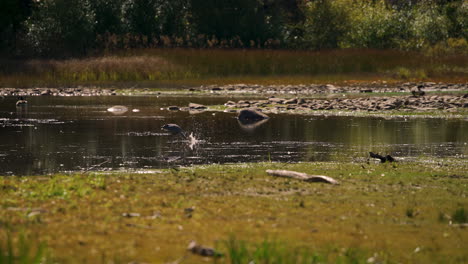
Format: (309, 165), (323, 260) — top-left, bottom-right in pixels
(16, 96), (28, 106)
(369, 152), (395, 163)
(162, 123), (187, 138)
(411, 86), (425, 97)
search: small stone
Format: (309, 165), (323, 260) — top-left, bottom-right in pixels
(167, 106), (180, 111)
(188, 103), (207, 110)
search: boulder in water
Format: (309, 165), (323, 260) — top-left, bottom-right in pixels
(238, 109), (269, 123)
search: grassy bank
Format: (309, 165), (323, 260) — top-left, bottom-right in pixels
(1, 49), (467, 88)
(1, 160), (467, 263)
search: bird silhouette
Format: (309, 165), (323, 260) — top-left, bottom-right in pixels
(161, 123), (187, 138)
(369, 152), (395, 163)
(411, 86), (425, 97)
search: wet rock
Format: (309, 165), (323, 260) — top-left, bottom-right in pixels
(167, 106), (180, 111)
(266, 170), (339, 185)
(122, 212), (141, 217)
(224, 101), (236, 107)
(238, 109), (269, 123)
(107, 105), (128, 115)
(41, 89), (51, 96)
(187, 241), (221, 257)
(268, 97), (285, 104)
(325, 84), (337, 92)
(284, 98), (298, 104)
(189, 103), (207, 110)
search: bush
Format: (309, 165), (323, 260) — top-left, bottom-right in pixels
(342, 0), (412, 49)
(411, 3), (450, 47)
(296, 0), (350, 49)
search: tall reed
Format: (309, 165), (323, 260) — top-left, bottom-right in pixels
(0, 48), (466, 87)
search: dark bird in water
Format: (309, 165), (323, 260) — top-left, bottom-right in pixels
(162, 123), (187, 138)
(16, 96), (28, 106)
(369, 152), (395, 163)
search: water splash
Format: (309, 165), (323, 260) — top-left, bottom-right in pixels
(188, 132), (199, 150)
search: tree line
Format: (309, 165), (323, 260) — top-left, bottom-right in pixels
(0, 0), (466, 57)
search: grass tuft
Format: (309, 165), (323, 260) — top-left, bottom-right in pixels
(0, 232), (49, 264)
(452, 208), (467, 224)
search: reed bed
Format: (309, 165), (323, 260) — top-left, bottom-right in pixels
(0, 48), (466, 87)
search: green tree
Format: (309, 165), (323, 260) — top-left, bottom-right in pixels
(298, 0), (349, 49)
(91, 0), (125, 35)
(189, 0), (285, 47)
(122, 0), (160, 37)
(0, 0), (34, 53)
(26, 0), (95, 56)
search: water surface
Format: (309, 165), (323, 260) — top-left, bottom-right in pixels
(0, 96), (466, 175)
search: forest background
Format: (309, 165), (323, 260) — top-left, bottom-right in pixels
(1, 0), (466, 56)
(0, 0), (467, 86)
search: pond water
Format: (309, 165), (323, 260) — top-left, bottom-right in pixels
(0, 96), (467, 175)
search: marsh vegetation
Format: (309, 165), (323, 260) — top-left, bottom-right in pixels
(1, 161), (467, 263)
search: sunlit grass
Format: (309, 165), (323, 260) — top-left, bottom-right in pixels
(0, 232), (49, 264)
(1, 160), (467, 263)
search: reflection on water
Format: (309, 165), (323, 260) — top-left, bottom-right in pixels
(0, 96), (467, 175)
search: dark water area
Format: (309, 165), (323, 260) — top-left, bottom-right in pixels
(0, 96), (467, 175)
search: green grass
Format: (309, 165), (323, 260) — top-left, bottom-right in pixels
(0, 48), (466, 88)
(452, 208), (467, 224)
(1, 160), (467, 263)
(0, 232), (49, 264)
(215, 237), (374, 264)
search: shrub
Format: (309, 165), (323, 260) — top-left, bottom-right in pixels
(411, 3), (450, 47)
(297, 0), (350, 49)
(342, 0), (412, 49)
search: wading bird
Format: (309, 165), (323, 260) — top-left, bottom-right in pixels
(162, 123), (187, 138)
(369, 152), (395, 163)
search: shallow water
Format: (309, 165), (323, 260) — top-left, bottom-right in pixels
(0, 96), (467, 175)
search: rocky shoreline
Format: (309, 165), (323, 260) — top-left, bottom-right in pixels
(2, 83), (467, 115)
(0, 87), (117, 96)
(0, 82), (466, 97)
(197, 82), (468, 95)
(221, 94), (468, 113)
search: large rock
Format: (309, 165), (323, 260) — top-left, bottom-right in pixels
(238, 109), (269, 123)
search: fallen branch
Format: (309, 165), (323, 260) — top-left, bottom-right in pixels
(266, 170), (339, 185)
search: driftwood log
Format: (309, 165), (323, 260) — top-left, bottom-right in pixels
(266, 170), (339, 185)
